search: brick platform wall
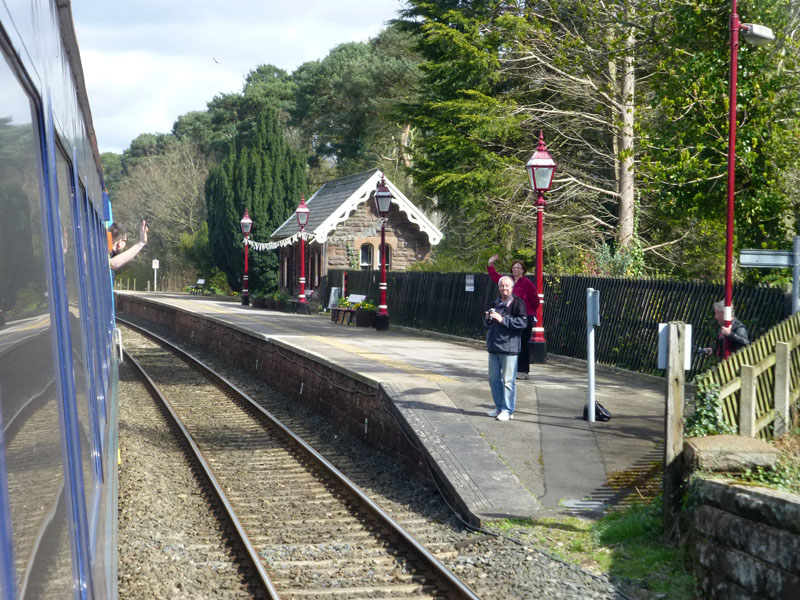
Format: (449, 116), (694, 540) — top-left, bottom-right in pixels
(115, 294), (430, 483)
(692, 478), (800, 599)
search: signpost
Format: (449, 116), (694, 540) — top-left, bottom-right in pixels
(740, 236), (800, 314)
(586, 288), (600, 422)
(152, 259), (159, 293)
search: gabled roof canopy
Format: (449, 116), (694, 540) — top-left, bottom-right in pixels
(271, 169), (442, 245)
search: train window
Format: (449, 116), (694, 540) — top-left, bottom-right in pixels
(0, 56), (74, 596)
(56, 151), (98, 513)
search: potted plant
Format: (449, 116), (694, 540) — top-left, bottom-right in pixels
(332, 297), (351, 322)
(251, 289), (267, 309)
(273, 290), (292, 312)
(354, 300), (377, 327)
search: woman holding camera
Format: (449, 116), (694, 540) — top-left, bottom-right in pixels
(487, 254), (540, 379)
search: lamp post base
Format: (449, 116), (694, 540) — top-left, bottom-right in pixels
(530, 340), (547, 364)
(374, 314), (390, 331)
(241, 295), (249, 306)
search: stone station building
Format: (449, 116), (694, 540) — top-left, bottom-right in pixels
(270, 170), (443, 305)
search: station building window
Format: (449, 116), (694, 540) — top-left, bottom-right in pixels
(360, 244), (373, 270)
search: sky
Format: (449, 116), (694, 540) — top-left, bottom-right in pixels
(71, 1), (404, 154)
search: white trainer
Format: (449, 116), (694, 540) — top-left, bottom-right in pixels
(516, 372), (528, 380)
(496, 411), (512, 421)
(486, 408), (501, 417)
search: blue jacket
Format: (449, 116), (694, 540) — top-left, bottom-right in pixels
(485, 295), (528, 354)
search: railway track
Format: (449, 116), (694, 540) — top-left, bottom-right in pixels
(119, 320), (479, 600)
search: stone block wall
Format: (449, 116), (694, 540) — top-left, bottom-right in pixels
(324, 201), (431, 271)
(115, 294), (430, 482)
(692, 478), (800, 599)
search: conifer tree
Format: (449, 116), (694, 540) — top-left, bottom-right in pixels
(205, 107), (306, 293)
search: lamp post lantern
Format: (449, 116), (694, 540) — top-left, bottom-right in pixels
(723, 1), (774, 357)
(374, 175), (393, 331)
(525, 131), (556, 363)
(240, 209), (252, 306)
(295, 195), (310, 305)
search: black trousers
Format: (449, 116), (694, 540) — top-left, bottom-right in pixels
(519, 321), (533, 373)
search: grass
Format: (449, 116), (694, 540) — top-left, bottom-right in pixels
(488, 497), (697, 599)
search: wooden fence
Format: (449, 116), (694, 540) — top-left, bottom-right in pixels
(699, 310), (800, 439)
(324, 270), (788, 380)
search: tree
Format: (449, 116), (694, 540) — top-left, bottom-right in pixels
(112, 139), (210, 284)
(641, 0), (800, 278)
(205, 108), (306, 294)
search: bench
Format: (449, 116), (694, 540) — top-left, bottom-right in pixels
(331, 294), (366, 325)
(189, 279), (206, 295)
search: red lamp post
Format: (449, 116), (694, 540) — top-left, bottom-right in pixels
(374, 175), (393, 331)
(525, 131), (556, 363)
(723, 3), (774, 357)
(240, 209), (253, 306)
(295, 195), (310, 306)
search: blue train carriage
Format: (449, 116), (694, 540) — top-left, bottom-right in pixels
(0, 1), (119, 599)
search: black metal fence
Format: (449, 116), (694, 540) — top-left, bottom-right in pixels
(323, 269), (789, 380)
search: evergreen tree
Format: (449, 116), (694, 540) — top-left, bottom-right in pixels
(205, 108), (306, 294)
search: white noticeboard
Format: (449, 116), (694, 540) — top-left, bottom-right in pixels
(465, 274), (474, 292)
(328, 287), (341, 310)
(657, 323), (692, 370)
(152, 259), (159, 269)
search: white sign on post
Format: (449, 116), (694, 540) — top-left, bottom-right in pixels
(152, 259), (159, 292)
(657, 323), (692, 370)
(465, 274), (474, 292)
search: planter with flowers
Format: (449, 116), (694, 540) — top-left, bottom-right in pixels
(353, 300), (377, 327)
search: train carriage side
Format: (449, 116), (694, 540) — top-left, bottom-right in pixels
(0, 1), (119, 599)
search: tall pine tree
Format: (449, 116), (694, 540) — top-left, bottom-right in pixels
(206, 108), (306, 293)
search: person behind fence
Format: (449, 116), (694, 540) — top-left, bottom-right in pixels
(109, 220), (148, 271)
(487, 254), (539, 380)
(485, 275), (528, 421)
(703, 300), (750, 358)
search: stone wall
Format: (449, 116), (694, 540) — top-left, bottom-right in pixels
(324, 201), (431, 271)
(115, 294), (431, 483)
(692, 477), (800, 599)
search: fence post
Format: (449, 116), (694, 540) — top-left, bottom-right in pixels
(663, 321), (685, 531)
(739, 365), (757, 437)
(774, 342), (791, 437)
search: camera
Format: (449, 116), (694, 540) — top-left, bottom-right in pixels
(488, 308), (496, 314)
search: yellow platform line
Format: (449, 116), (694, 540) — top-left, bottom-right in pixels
(306, 335), (457, 384)
(158, 298), (457, 383)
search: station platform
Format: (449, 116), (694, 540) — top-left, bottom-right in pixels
(116, 292), (667, 523)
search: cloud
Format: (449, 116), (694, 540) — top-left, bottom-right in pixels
(72, 0), (402, 153)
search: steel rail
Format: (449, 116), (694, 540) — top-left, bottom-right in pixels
(118, 317), (480, 600)
(121, 348), (281, 600)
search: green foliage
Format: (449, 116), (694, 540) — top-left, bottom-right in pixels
(354, 300), (377, 311)
(579, 239), (646, 278)
(737, 458), (800, 494)
(205, 107), (306, 295)
(642, 0), (800, 278)
(685, 380), (737, 437)
(345, 242), (360, 269)
(207, 268), (233, 296)
(488, 497), (696, 599)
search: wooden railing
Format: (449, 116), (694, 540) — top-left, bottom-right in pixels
(700, 311), (800, 439)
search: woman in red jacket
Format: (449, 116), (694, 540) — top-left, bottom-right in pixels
(487, 254), (540, 379)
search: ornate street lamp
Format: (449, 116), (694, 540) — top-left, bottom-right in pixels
(240, 209), (252, 306)
(525, 131), (556, 363)
(295, 195), (310, 306)
(723, 2), (774, 357)
(374, 175), (393, 331)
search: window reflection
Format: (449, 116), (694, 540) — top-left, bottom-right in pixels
(0, 55), (72, 597)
